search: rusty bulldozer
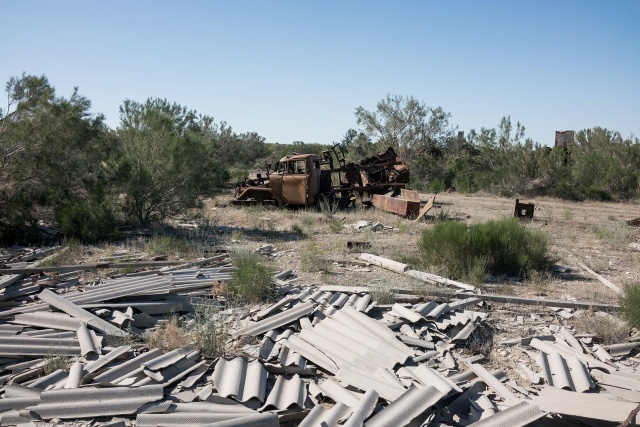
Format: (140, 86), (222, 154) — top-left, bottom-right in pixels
(232, 145), (420, 217)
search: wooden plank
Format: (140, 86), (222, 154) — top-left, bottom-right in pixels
(579, 262), (623, 295)
(415, 195), (436, 222)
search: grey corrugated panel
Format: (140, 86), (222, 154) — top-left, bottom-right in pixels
(449, 368), (506, 386)
(80, 300), (185, 314)
(467, 401), (546, 427)
(260, 374), (306, 411)
(92, 348), (163, 383)
(280, 336), (339, 374)
(234, 301), (315, 337)
(297, 328), (380, 373)
(399, 335), (435, 350)
(0, 324), (23, 334)
(27, 368), (68, 390)
(0, 335), (77, 348)
(335, 365), (405, 402)
(211, 357), (267, 404)
(0, 396), (41, 412)
(255, 294), (297, 320)
(299, 402), (351, 427)
(168, 401), (255, 414)
(451, 322), (476, 341)
(424, 302), (450, 318)
(199, 413), (280, 427)
(366, 385), (446, 427)
(402, 365), (460, 393)
(27, 384), (164, 419)
(1, 358), (43, 373)
(0, 345), (81, 357)
(465, 393), (497, 424)
(306, 324), (399, 371)
(465, 363), (520, 405)
(528, 338), (611, 372)
(1, 384), (41, 398)
(22, 330), (76, 339)
(448, 297), (482, 311)
(63, 361), (84, 389)
(535, 351), (594, 393)
(144, 353), (203, 387)
(329, 292), (349, 308)
(38, 289), (125, 336)
(335, 307), (415, 356)
(0, 274), (23, 289)
(590, 370), (640, 391)
(84, 345), (131, 375)
(605, 342), (639, 356)
(352, 294), (372, 312)
(11, 311), (84, 331)
(391, 303), (422, 323)
(142, 343), (196, 372)
(343, 388), (378, 427)
(77, 324), (99, 357)
(447, 382), (487, 416)
(0, 283), (41, 301)
(320, 317), (410, 366)
(277, 346), (306, 368)
(136, 412), (261, 426)
(316, 379), (362, 406)
(529, 386), (638, 423)
(178, 361), (209, 388)
(0, 409), (33, 425)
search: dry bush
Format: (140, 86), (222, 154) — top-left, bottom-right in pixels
(144, 316), (192, 351)
(572, 311), (629, 345)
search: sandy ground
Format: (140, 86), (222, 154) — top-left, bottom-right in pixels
(206, 192), (640, 305)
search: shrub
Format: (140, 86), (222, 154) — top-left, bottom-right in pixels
(145, 235), (189, 257)
(620, 283), (640, 329)
(418, 218), (553, 280)
(428, 178), (446, 193)
(573, 311), (628, 344)
(228, 251), (275, 303)
(301, 241), (332, 273)
(56, 195), (119, 242)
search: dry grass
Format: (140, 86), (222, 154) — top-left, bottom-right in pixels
(42, 352), (71, 375)
(144, 316), (192, 351)
(572, 310), (629, 345)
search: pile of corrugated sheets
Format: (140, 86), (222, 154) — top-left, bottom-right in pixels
(1, 248), (639, 426)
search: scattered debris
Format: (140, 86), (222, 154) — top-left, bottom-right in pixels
(0, 247), (638, 426)
(514, 198), (535, 220)
(628, 217), (640, 227)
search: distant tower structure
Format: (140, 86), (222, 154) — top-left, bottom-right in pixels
(555, 130), (575, 148)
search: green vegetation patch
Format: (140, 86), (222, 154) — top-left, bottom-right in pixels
(418, 218), (553, 281)
(228, 251), (275, 304)
(620, 283), (640, 329)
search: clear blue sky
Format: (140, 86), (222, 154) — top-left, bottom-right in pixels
(2, 1), (638, 146)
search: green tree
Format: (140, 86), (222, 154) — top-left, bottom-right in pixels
(0, 73), (115, 242)
(354, 94), (456, 188)
(116, 98), (229, 224)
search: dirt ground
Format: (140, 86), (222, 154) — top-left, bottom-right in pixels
(205, 192), (640, 305)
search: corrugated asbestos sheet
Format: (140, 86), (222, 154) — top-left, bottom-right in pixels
(1, 248), (640, 426)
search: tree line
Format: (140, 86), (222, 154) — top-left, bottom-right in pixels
(1, 74), (638, 243)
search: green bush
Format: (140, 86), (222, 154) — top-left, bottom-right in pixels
(418, 218), (553, 280)
(56, 197), (119, 242)
(428, 178), (446, 193)
(228, 252), (275, 303)
(620, 283), (640, 329)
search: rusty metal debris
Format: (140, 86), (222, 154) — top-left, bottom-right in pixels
(233, 145), (416, 215)
(628, 217), (640, 227)
(514, 198), (534, 220)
